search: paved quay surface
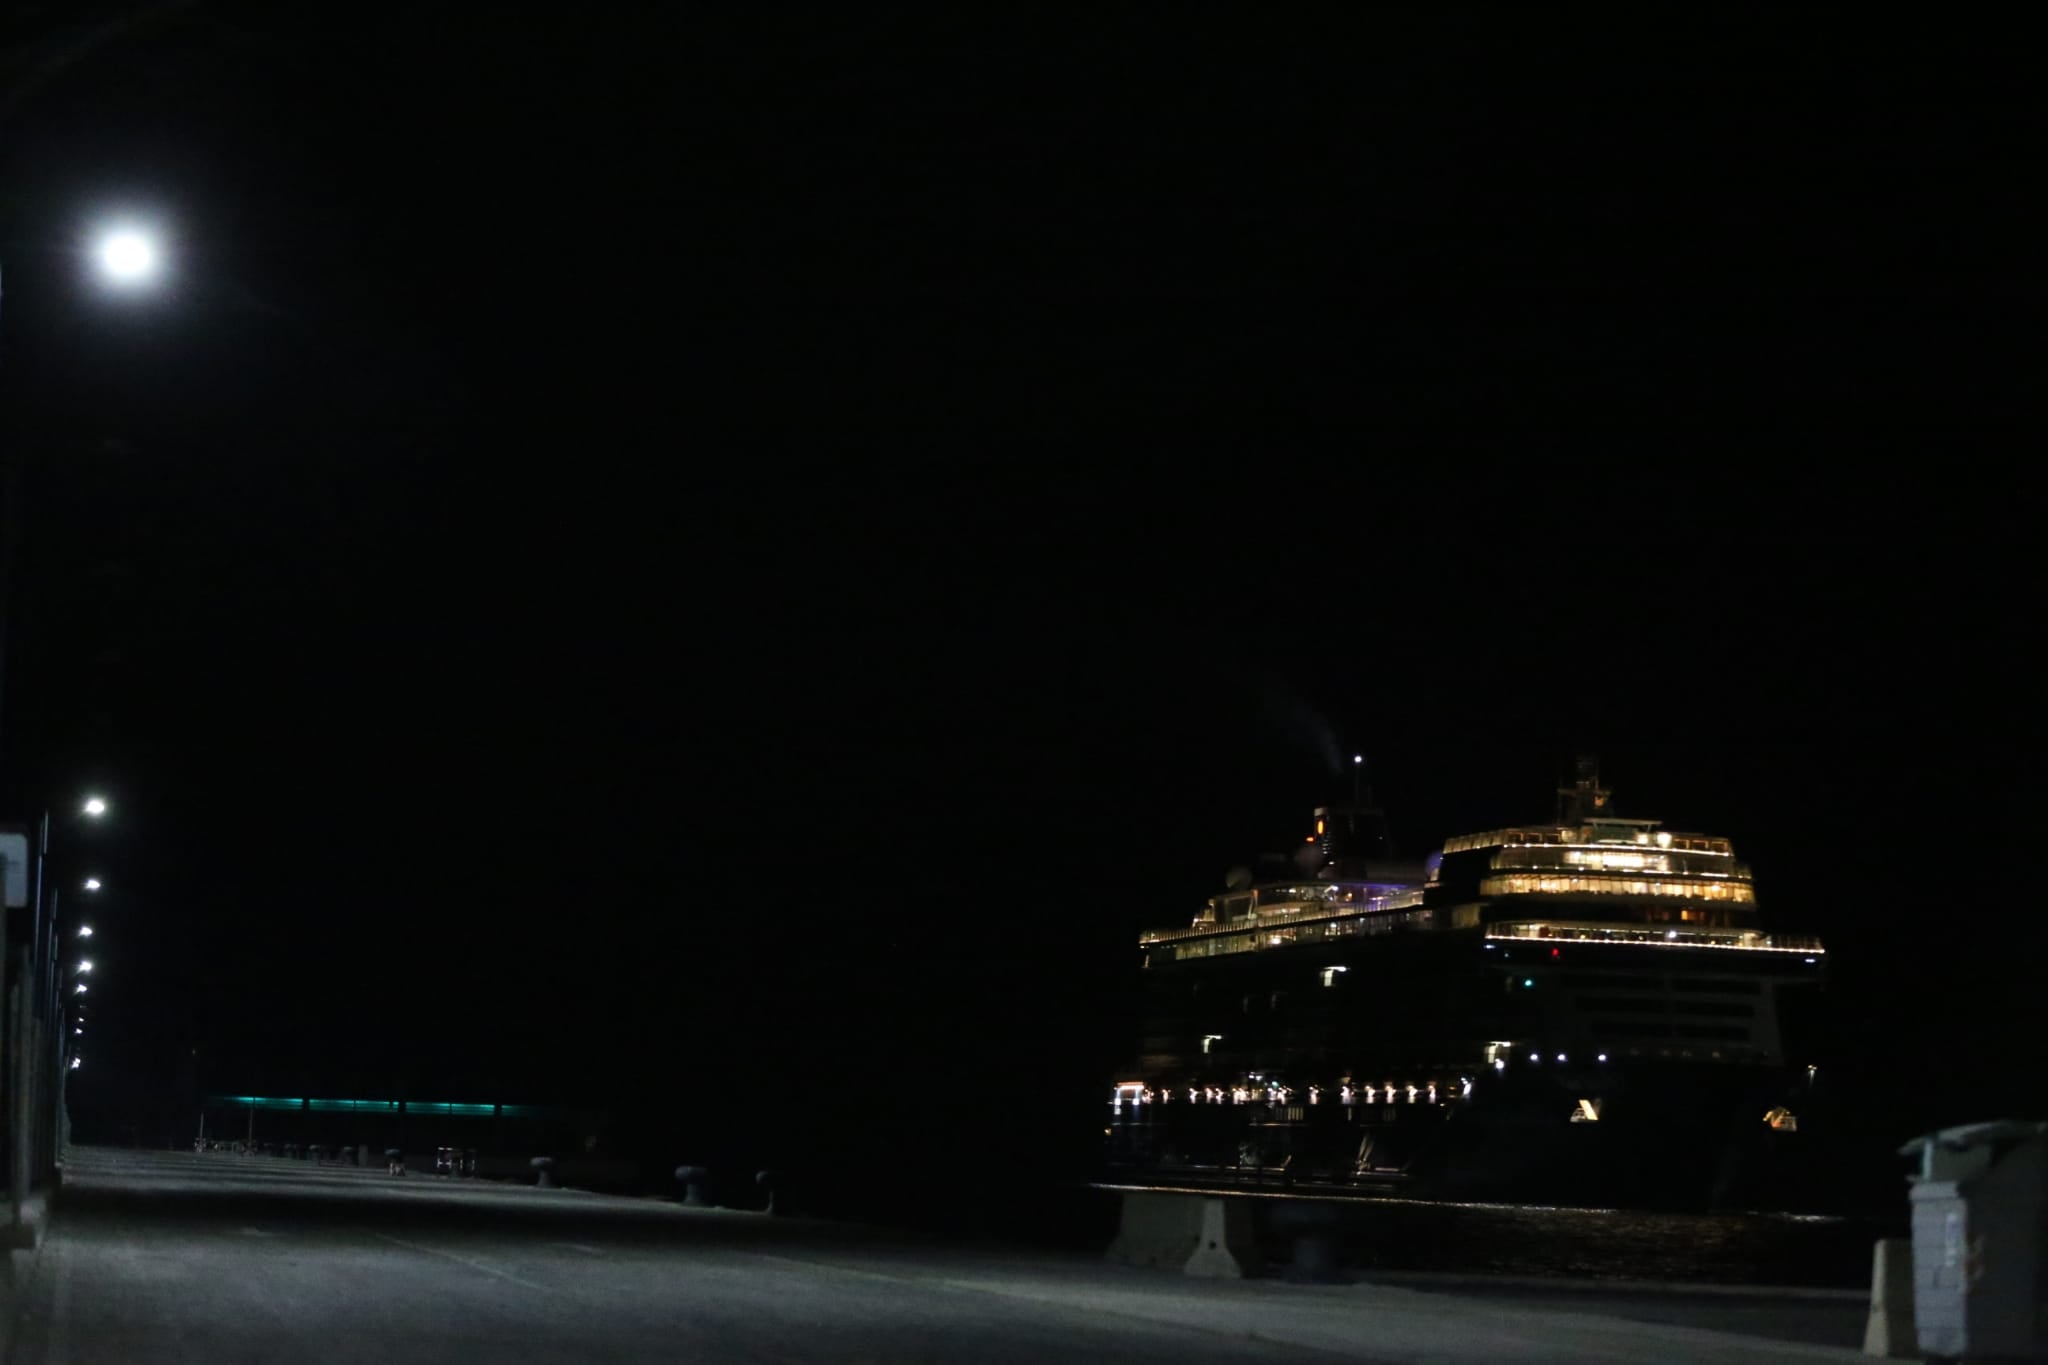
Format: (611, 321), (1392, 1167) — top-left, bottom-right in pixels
(7, 1147), (1878, 1363)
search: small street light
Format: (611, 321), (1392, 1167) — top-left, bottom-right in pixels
(83, 877), (102, 892)
(82, 797), (109, 818)
(77, 925), (94, 938)
(76, 960), (93, 974)
(73, 983), (87, 995)
(95, 228), (161, 288)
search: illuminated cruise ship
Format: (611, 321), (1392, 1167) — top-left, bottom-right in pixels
(1108, 760), (1828, 1207)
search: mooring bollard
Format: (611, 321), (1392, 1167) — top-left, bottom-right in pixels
(384, 1147), (405, 1176)
(531, 1156), (556, 1188)
(674, 1165), (711, 1207)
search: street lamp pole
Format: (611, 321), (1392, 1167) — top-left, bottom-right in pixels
(0, 214), (165, 1209)
(0, 227), (166, 775)
(0, 256), (22, 780)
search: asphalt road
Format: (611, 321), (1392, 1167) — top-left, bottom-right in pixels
(7, 1148), (1873, 1363)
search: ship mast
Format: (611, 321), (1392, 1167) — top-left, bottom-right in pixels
(1556, 754), (1613, 825)
(1318, 753), (1394, 874)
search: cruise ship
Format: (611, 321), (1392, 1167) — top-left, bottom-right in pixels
(1107, 760), (1828, 1208)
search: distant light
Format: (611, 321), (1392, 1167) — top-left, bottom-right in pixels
(74, 984), (87, 994)
(1353, 755), (1363, 765)
(1597, 1053), (1609, 1063)
(1522, 978), (1533, 988)
(74, 1028), (82, 1037)
(84, 878), (102, 892)
(1665, 930), (1678, 941)
(1305, 836), (1315, 843)
(1803, 957), (1817, 964)
(1529, 1052), (1539, 1063)
(70, 1057), (81, 1070)
(82, 797), (109, 817)
(77, 960), (93, 973)
(1556, 1053), (1567, 1063)
(1493, 1058), (1505, 1072)
(78, 926), (94, 938)
(96, 229), (160, 285)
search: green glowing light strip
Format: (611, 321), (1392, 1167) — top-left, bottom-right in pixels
(210, 1096), (555, 1118)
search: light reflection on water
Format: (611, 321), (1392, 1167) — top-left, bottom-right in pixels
(1092, 1184), (1887, 1286)
(1327, 1201), (1886, 1286)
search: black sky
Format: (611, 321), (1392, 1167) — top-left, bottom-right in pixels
(1, 7), (2037, 1173)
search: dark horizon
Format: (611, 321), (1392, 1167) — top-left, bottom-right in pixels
(2, 9), (2034, 1189)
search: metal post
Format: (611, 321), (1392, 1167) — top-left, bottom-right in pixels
(0, 381), (21, 782)
(9, 961), (29, 1223)
(43, 926), (54, 1175)
(30, 815), (49, 985)
(38, 884), (56, 1181)
(0, 951), (10, 1231)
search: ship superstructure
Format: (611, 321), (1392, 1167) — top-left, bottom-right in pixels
(1110, 760), (1826, 1204)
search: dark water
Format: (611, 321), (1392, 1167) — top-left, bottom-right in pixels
(825, 1179), (1900, 1289)
(1305, 1197), (1898, 1287)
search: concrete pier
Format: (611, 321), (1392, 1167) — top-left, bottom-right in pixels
(6, 1147), (1872, 1363)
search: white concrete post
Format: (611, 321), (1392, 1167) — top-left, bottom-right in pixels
(1862, 1236), (1913, 1357)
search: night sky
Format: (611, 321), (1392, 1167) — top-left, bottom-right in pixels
(1, 9), (2035, 1181)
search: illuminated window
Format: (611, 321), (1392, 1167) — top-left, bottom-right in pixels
(1478, 873), (1754, 903)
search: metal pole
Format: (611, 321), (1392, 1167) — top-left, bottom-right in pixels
(49, 941), (64, 1174)
(0, 258), (20, 782)
(29, 815), (48, 981)
(35, 840), (57, 1183)
(0, 913), (8, 1230)
(0, 303), (14, 784)
(9, 958), (27, 1223)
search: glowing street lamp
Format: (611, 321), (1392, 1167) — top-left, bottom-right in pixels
(77, 925), (94, 938)
(94, 228), (161, 288)
(82, 797), (109, 818)
(73, 983), (87, 995)
(76, 960), (93, 974)
(83, 877), (102, 892)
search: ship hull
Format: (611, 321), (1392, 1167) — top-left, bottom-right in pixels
(1114, 925), (1827, 1211)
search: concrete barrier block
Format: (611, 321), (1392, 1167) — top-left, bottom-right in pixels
(1184, 1198), (1258, 1279)
(1106, 1192), (1260, 1278)
(1106, 1191), (1202, 1269)
(1862, 1236), (1913, 1357)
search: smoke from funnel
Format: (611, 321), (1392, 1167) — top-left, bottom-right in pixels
(1256, 673), (1342, 777)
